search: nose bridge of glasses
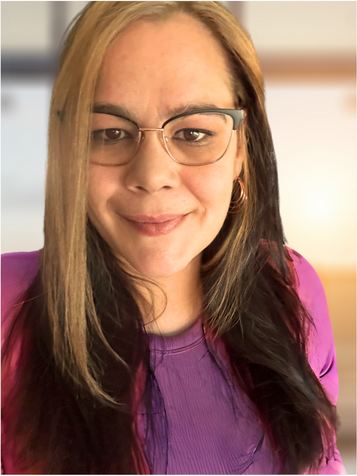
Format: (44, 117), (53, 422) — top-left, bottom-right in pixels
(136, 127), (169, 159)
(138, 127), (165, 139)
(138, 127), (168, 145)
(139, 128), (165, 132)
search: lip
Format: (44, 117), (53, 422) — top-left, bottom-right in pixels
(124, 214), (186, 224)
(123, 213), (189, 237)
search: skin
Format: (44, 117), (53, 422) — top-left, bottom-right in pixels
(87, 13), (243, 335)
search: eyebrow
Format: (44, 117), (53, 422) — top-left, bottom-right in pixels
(92, 102), (225, 126)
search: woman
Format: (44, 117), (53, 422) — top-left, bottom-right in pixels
(1, 1), (346, 474)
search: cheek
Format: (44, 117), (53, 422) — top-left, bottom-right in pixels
(87, 168), (120, 212)
(187, 163), (235, 214)
(86, 169), (127, 245)
(192, 137), (241, 209)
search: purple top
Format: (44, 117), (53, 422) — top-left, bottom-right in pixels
(1, 250), (347, 474)
(142, 318), (276, 474)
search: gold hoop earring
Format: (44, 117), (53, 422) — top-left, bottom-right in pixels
(229, 177), (247, 214)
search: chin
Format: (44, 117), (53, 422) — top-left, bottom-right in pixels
(109, 237), (202, 281)
(133, 259), (188, 280)
(116, 249), (195, 281)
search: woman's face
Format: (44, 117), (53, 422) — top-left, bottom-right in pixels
(88, 13), (242, 279)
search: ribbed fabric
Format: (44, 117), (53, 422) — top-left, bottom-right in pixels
(139, 318), (277, 474)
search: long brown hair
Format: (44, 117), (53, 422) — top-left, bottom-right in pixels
(2, 2), (336, 473)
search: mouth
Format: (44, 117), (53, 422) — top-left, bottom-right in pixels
(123, 213), (189, 236)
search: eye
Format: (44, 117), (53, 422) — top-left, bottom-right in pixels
(173, 128), (212, 142)
(92, 128), (128, 142)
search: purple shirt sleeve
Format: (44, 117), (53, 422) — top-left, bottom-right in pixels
(289, 249), (347, 474)
(1, 251), (40, 475)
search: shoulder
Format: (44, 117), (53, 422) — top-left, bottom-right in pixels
(285, 247), (338, 405)
(285, 248), (326, 310)
(262, 242), (328, 326)
(285, 247), (330, 341)
(2, 249), (40, 270)
(1, 250), (40, 332)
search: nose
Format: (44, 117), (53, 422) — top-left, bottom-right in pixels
(124, 130), (180, 194)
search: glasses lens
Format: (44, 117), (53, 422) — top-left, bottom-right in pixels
(164, 112), (234, 165)
(90, 115), (139, 166)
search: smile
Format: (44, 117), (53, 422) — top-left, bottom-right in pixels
(123, 213), (189, 237)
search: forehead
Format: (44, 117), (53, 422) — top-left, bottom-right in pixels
(94, 13), (235, 123)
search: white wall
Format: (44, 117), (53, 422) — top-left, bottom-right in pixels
(265, 80), (356, 269)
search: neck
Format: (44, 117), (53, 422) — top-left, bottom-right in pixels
(135, 255), (203, 336)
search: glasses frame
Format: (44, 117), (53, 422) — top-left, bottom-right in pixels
(92, 108), (245, 167)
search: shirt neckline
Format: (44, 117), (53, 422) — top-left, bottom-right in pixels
(147, 317), (204, 353)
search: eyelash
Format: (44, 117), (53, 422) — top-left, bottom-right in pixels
(92, 129), (132, 143)
(174, 129), (214, 140)
(92, 128), (214, 144)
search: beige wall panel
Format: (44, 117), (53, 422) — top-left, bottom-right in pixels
(1, 1), (51, 53)
(65, 1), (88, 29)
(245, 1), (356, 54)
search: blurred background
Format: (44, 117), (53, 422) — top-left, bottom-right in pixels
(1, 1), (356, 472)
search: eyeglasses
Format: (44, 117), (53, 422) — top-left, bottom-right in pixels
(90, 108), (244, 167)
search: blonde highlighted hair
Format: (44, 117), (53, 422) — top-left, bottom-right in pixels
(44, 1), (264, 401)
